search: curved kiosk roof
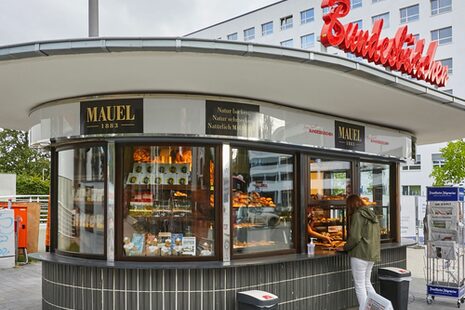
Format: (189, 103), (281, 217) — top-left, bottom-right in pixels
(0, 37), (463, 145)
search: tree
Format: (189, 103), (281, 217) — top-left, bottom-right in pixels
(0, 129), (50, 195)
(0, 129), (50, 178)
(430, 140), (465, 186)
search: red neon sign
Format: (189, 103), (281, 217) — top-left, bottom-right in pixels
(320, 0), (448, 87)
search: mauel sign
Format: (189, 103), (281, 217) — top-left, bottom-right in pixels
(205, 100), (259, 136)
(80, 99), (143, 135)
(321, 0), (448, 87)
(335, 121), (365, 151)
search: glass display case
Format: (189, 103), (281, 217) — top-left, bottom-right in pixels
(57, 145), (106, 256)
(360, 162), (391, 240)
(308, 158), (352, 249)
(231, 148), (294, 255)
(120, 145), (216, 259)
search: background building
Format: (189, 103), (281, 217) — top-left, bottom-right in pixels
(186, 0), (462, 239)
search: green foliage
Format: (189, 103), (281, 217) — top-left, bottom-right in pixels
(430, 140), (465, 186)
(16, 174), (50, 195)
(0, 129), (50, 178)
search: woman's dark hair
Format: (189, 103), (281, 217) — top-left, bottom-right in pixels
(346, 194), (365, 224)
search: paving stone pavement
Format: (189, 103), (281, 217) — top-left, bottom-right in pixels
(0, 250), (460, 310)
(0, 262), (42, 310)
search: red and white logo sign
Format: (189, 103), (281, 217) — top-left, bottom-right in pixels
(320, 0), (448, 87)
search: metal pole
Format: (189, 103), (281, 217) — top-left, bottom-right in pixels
(89, 0), (99, 37)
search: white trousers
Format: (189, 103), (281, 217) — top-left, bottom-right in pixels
(350, 257), (376, 310)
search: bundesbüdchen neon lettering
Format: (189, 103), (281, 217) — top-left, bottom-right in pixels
(320, 0), (448, 87)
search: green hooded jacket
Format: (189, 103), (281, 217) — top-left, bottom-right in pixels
(343, 207), (381, 262)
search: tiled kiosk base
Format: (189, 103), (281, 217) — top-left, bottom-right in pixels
(34, 242), (410, 310)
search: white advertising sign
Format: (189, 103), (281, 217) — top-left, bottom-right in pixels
(0, 209), (15, 258)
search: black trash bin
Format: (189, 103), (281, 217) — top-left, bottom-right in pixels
(378, 267), (412, 310)
(237, 290), (279, 310)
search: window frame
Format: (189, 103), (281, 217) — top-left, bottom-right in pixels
(243, 27), (255, 41)
(280, 39), (294, 48)
(400, 4), (420, 24)
(359, 160), (397, 241)
(227, 32), (238, 41)
(351, 0), (363, 9)
(280, 15), (293, 31)
(372, 12), (390, 29)
(300, 8), (315, 24)
(261, 21), (273, 36)
(431, 0), (452, 16)
(431, 26), (452, 45)
(230, 143), (299, 259)
(54, 142), (108, 259)
(439, 58), (453, 74)
(301, 33), (315, 49)
(114, 141), (223, 262)
(402, 185), (421, 196)
(432, 153), (446, 168)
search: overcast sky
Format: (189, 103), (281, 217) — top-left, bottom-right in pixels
(0, 0), (279, 46)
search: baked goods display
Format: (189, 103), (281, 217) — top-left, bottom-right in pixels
(232, 191), (276, 208)
(233, 240), (276, 249)
(127, 190), (192, 218)
(123, 232), (203, 257)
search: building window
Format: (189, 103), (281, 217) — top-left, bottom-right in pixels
(232, 148), (295, 255)
(431, 26), (452, 45)
(227, 33), (238, 41)
(243, 27), (255, 41)
(372, 0), (386, 3)
(402, 154), (421, 171)
(301, 33), (315, 49)
(440, 58), (453, 74)
(400, 4), (420, 23)
(431, 0), (452, 15)
(352, 19), (363, 29)
(261, 21), (273, 36)
(372, 12), (390, 29)
(443, 89), (453, 95)
(280, 15), (293, 30)
(402, 185), (421, 196)
(280, 39), (293, 48)
(301, 9), (315, 24)
(351, 0), (362, 9)
(432, 153), (445, 167)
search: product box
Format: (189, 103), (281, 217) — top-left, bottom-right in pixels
(133, 163), (146, 174)
(157, 164), (169, 174)
(164, 173), (178, 185)
(428, 241), (457, 260)
(126, 173), (142, 185)
(177, 173), (189, 186)
(182, 237), (196, 256)
(130, 233), (145, 256)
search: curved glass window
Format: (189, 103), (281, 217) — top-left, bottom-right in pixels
(121, 145), (216, 258)
(360, 162), (391, 240)
(231, 148), (294, 255)
(57, 146), (106, 255)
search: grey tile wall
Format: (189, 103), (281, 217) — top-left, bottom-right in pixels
(41, 248), (407, 310)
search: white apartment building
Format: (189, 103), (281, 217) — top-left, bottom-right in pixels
(186, 0), (463, 239)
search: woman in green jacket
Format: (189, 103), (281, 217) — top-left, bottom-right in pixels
(343, 194), (381, 309)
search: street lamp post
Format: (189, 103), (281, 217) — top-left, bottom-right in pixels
(89, 0), (99, 37)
